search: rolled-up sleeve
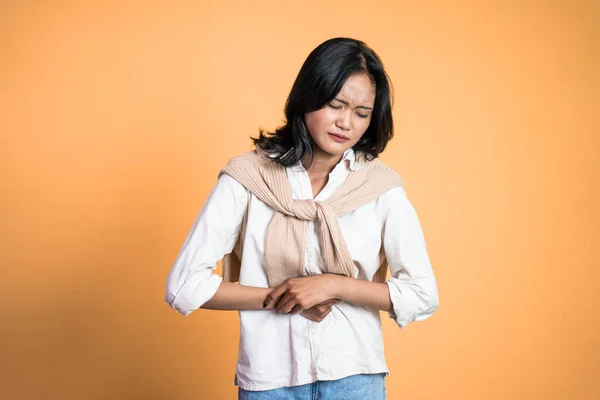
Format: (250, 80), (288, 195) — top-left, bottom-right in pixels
(165, 173), (248, 316)
(381, 186), (439, 328)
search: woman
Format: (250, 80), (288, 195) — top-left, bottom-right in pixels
(165, 37), (439, 399)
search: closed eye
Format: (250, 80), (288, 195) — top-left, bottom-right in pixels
(328, 103), (370, 118)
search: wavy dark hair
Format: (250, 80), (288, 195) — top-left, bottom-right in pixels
(251, 37), (394, 167)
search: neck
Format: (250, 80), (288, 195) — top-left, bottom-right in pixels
(302, 147), (344, 178)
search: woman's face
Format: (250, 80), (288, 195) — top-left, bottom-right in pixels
(304, 73), (376, 159)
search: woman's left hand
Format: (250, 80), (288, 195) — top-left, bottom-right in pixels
(264, 275), (342, 314)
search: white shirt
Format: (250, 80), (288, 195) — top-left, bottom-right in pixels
(165, 148), (439, 391)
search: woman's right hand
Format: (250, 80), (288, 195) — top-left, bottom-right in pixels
(300, 299), (340, 322)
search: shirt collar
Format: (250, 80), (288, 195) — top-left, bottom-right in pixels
(275, 147), (362, 172)
(342, 148), (362, 171)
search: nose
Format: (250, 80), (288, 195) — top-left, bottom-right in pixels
(335, 110), (351, 131)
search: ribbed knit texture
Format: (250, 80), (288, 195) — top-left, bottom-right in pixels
(219, 148), (404, 287)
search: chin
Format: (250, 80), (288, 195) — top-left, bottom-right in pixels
(315, 143), (348, 158)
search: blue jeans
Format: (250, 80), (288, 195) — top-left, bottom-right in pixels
(238, 373), (386, 399)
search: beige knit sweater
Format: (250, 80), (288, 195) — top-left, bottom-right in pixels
(219, 148), (404, 287)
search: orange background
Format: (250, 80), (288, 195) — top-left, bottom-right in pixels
(1, 1), (598, 399)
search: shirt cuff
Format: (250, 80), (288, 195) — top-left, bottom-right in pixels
(170, 273), (223, 316)
(385, 280), (410, 328)
(385, 278), (439, 329)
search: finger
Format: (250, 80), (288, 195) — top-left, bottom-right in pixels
(309, 312), (327, 323)
(306, 302), (328, 314)
(319, 304), (333, 316)
(315, 308), (332, 321)
(291, 304), (304, 314)
(301, 308), (321, 320)
(264, 285), (287, 308)
(274, 292), (293, 313)
(316, 306), (330, 317)
(301, 312), (318, 322)
(277, 297), (298, 314)
(302, 306), (329, 322)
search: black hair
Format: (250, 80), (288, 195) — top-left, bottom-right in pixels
(251, 37), (394, 167)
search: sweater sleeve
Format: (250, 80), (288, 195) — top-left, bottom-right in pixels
(381, 186), (439, 328)
(165, 174), (249, 316)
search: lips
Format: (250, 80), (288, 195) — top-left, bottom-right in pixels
(328, 132), (350, 142)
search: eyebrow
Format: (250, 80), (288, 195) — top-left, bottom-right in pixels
(333, 98), (373, 110)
